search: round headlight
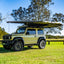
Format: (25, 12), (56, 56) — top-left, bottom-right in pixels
(8, 36), (11, 39)
(9, 36), (10, 39)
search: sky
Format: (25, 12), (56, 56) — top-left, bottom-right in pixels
(0, 0), (64, 35)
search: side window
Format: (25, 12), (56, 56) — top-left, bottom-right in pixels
(26, 29), (36, 35)
(38, 29), (43, 35)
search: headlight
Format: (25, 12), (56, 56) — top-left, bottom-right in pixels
(8, 36), (12, 39)
(9, 36), (11, 39)
(9, 36), (12, 39)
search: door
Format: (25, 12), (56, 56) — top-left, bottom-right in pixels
(23, 29), (38, 44)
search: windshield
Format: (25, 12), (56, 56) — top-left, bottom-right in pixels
(16, 27), (26, 34)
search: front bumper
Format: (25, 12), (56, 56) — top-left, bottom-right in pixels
(2, 39), (13, 45)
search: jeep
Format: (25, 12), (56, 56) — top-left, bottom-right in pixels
(2, 25), (46, 51)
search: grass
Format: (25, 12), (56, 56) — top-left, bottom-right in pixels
(0, 42), (64, 64)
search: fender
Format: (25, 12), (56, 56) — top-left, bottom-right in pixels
(37, 37), (46, 43)
(12, 37), (24, 46)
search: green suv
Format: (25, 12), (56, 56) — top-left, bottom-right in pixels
(2, 25), (46, 51)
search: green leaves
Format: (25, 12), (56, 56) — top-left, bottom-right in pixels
(52, 13), (64, 23)
(0, 27), (7, 39)
(11, 0), (52, 21)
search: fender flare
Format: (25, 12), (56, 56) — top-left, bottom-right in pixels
(12, 37), (24, 46)
(37, 37), (46, 44)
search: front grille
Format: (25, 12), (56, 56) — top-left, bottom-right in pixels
(3, 36), (9, 39)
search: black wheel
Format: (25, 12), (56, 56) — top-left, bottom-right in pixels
(28, 46), (32, 48)
(13, 41), (24, 51)
(3, 45), (11, 50)
(38, 40), (46, 49)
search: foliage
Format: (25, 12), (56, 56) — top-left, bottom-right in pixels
(45, 13), (64, 35)
(46, 35), (64, 39)
(45, 26), (63, 35)
(52, 13), (64, 23)
(0, 27), (8, 39)
(11, 0), (53, 21)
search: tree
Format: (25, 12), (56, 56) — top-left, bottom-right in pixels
(11, 0), (53, 21)
(0, 27), (7, 39)
(0, 13), (7, 38)
(27, 0), (52, 21)
(52, 13), (64, 23)
(45, 26), (62, 35)
(45, 13), (64, 35)
(0, 13), (5, 22)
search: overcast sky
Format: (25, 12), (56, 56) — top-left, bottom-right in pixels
(0, 0), (64, 35)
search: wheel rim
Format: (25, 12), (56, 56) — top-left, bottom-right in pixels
(15, 42), (22, 50)
(40, 40), (45, 48)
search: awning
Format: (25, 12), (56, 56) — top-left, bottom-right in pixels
(7, 21), (62, 28)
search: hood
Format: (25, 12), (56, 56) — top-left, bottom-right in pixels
(12, 33), (24, 36)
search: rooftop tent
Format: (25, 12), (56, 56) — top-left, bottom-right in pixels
(7, 21), (62, 28)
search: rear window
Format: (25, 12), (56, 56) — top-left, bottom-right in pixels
(38, 29), (43, 35)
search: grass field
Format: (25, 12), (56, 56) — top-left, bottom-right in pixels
(0, 42), (64, 64)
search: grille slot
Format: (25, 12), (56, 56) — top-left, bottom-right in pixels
(3, 36), (9, 39)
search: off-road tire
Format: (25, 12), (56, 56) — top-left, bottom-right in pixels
(3, 45), (11, 50)
(38, 40), (46, 49)
(13, 41), (24, 51)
